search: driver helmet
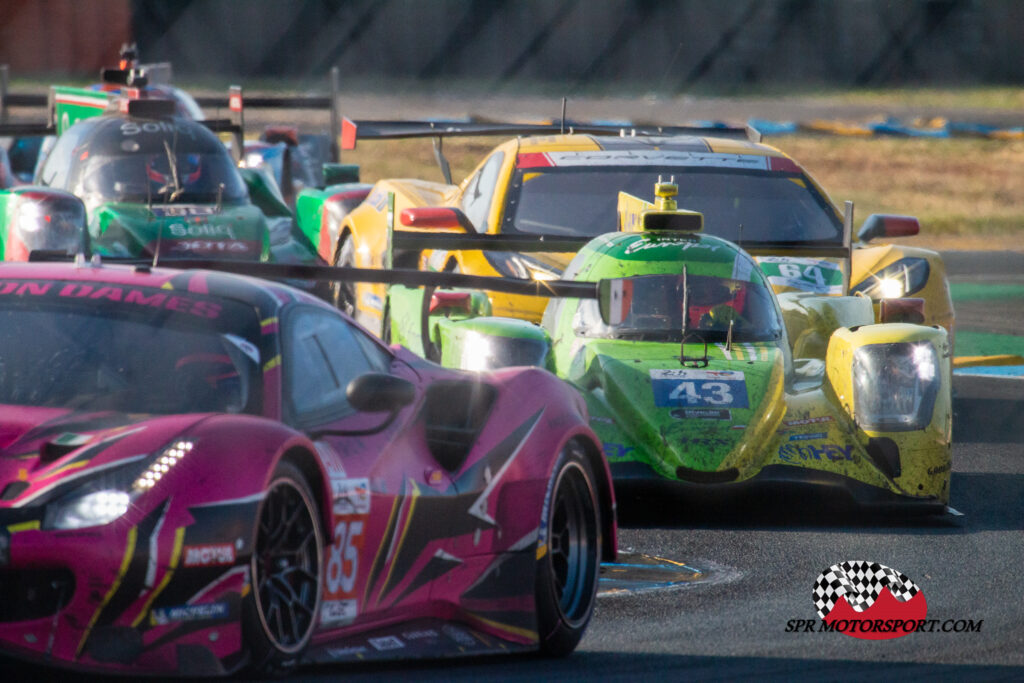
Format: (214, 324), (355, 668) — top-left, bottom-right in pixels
(146, 152), (202, 190)
(174, 352), (241, 412)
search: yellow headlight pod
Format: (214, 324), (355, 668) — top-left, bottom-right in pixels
(826, 322), (952, 501)
(827, 325), (946, 428)
(826, 323), (951, 436)
(852, 341), (939, 431)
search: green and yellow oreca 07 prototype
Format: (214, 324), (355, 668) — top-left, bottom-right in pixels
(385, 183), (952, 512)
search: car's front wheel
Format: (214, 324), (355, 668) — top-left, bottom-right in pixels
(535, 441), (601, 656)
(330, 234), (357, 316)
(244, 460), (323, 673)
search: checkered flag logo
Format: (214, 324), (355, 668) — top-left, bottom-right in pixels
(813, 561), (921, 619)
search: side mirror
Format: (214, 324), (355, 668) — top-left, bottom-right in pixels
(598, 277), (631, 326)
(322, 163), (360, 187)
(857, 214), (920, 243)
(400, 206), (474, 233)
(347, 373), (416, 413)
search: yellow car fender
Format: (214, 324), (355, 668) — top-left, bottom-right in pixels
(825, 323), (952, 502)
(852, 244), (955, 338)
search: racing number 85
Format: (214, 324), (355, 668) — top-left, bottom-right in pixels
(669, 381), (734, 405)
(327, 520), (363, 595)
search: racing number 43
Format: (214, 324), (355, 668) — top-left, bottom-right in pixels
(327, 520), (363, 595)
(669, 381), (734, 406)
(651, 369), (750, 408)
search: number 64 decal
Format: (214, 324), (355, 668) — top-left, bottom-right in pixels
(651, 369), (750, 408)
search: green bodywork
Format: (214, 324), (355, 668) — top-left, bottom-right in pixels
(543, 232), (789, 481)
(85, 201), (271, 260)
(0, 173), (302, 263)
(292, 178), (373, 265)
(389, 231), (795, 482)
(52, 86), (110, 134)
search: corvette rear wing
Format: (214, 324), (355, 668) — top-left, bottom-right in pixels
(339, 118), (759, 149)
(341, 116), (759, 184)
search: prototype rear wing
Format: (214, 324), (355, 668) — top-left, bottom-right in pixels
(0, 84), (245, 164)
(26, 251), (601, 301)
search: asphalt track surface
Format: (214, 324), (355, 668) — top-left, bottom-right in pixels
(4, 252), (1020, 682)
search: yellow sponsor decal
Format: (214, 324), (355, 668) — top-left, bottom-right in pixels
(78, 527), (138, 655)
(467, 613), (538, 643)
(135, 527), (186, 627)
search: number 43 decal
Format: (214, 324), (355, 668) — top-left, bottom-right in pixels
(651, 369), (750, 408)
(669, 381), (734, 405)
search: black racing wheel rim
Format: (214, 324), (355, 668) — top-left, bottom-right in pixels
(331, 236), (356, 316)
(252, 476), (321, 654)
(547, 461), (598, 626)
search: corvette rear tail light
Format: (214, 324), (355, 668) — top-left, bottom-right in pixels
(880, 298), (925, 324)
(430, 291), (473, 313)
(852, 342), (939, 431)
(401, 207), (464, 229)
(768, 156), (802, 174)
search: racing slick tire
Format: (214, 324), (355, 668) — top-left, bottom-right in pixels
(244, 460), (324, 674)
(330, 234), (357, 316)
(381, 300), (392, 344)
(535, 440), (601, 657)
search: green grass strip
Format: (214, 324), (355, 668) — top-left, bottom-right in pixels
(950, 283), (1024, 302)
(955, 330), (1024, 358)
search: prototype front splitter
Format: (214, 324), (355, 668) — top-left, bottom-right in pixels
(611, 461), (948, 516)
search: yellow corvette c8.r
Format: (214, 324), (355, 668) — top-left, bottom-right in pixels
(300, 120), (952, 341)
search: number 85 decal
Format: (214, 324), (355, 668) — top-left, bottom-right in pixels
(327, 520), (364, 596)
